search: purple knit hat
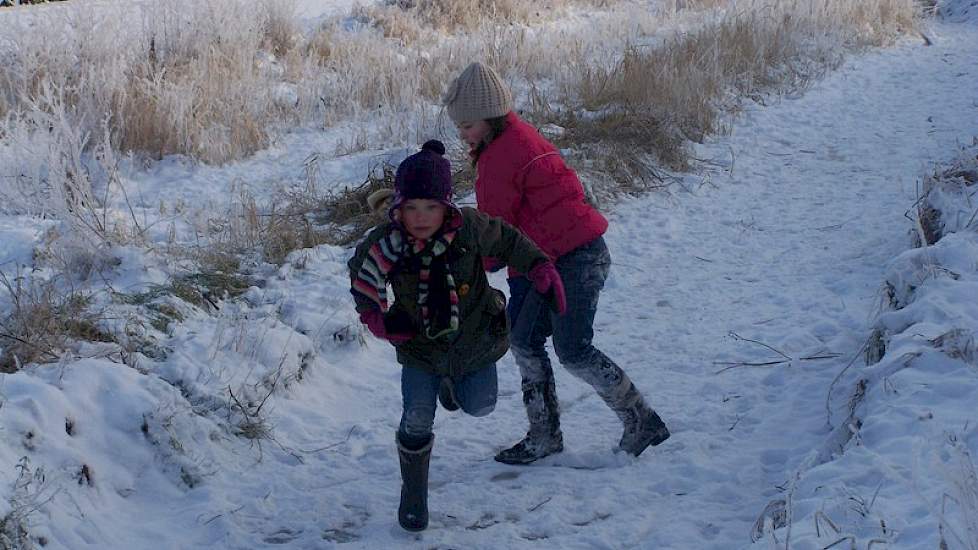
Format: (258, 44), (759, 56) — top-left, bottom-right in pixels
(390, 140), (454, 216)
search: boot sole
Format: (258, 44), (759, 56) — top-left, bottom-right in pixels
(493, 446), (563, 465)
(493, 454), (542, 465)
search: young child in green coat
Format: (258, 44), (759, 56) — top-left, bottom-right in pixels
(348, 140), (566, 531)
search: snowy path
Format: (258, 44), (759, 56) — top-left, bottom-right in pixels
(273, 24), (978, 549)
(5, 18), (978, 550)
(172, 22), (978, 550)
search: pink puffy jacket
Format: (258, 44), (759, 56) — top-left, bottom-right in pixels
(475, 112), (608, 273)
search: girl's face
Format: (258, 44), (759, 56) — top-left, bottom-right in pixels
(456, 120), (492, 151)
(398, 199), (447, 240)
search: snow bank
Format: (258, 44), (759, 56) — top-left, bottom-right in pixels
(752, 144), (978, 549)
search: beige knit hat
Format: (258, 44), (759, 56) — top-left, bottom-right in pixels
(443, 62), (513, 124)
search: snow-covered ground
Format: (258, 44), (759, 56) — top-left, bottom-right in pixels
(1, 2), (978, 549)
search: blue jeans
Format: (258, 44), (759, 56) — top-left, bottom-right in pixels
(507, 237), (631, 437)
(508, 236), (612, 365)
(398, 364), (498, 447)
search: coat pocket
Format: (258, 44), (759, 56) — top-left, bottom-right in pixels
(485, 288), (508, 330)
(483, 287), (509, 354)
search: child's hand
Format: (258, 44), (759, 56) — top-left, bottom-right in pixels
(359, 309), (414, 344)
(527, 262), (567, 315)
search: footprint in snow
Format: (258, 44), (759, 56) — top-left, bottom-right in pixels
(263, 528), (301, 544)
(532, 449), (635, 470)
(322, 504), (369, 544)
(490, 470), (521, 482)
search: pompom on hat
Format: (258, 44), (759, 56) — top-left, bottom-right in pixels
(442, 62), (513, 124)
(390, 140), (455, 215)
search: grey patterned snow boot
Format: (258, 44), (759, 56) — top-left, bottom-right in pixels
(397, 433), (433, 531)
(494, 379), (563, 465)
(610, 378), (669, 456)
(562, 350), (669, 456)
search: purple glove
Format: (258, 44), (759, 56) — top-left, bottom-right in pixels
(359, 310), (414, 344)
(527, 262), (567, 315)
(482, 257), (504, 273)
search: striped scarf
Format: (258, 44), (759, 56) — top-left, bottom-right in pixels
(352, 219), (461, 340)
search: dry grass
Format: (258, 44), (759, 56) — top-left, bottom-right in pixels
(260, 1), (300, 58)
(364, 0), (618, 38)
(0, 457), (52, 550)
(1, 91), (148, 250)
(0, 0), (918, 171)
(1, 0), (69, 5)
(0, 0), (924, 366)
(522, 0), (917, 195)
(548, 13), (833, 169)
(111, 3), (289, 164)
(314, 162), (398, 246)
(0, 0), (658, 165)
(0, 0), (300, 165)
(209, 185), (335, 265)
(0, 271), (112, 372)
(167, 171), (342, 267)
(915, 143), (978, 244)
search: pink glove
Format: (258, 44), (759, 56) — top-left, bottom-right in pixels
(482, 257), (504, 273)
(359, 310), (414, 344)
(527, 262), (567, 315)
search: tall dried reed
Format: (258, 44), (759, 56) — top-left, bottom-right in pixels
(524, 0), (917, 185)
(0, 0), (917, 171)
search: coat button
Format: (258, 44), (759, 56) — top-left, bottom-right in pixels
(459, 283), (470, 296)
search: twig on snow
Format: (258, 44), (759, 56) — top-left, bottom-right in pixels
(295, 425), (360, 454)
(201, 505), (245, 525)
(714, 332), (841, 374)
(824, 334), (873, 429)
(728, 414), (742, 431)
(800, 353), (844, 361)
(528, 496), (552, 512)
(823, 536), (855, 549)
(713, 359), (788, 374)
(728, 331), (791, 360)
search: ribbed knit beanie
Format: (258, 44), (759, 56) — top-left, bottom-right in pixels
(390, 140), (454, 213)
(443, 62), (513, 124)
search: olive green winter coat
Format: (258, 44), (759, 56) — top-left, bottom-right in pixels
(348, 207), (548, 377)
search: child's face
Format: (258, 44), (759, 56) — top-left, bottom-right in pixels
(398, 199), (447, 240)
(456, 120), (492, 151)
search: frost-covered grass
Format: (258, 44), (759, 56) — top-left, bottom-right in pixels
(0, 0), (918, 168)
(2, 2), (974, 548)
(0, 0), (921, 286)
(357, 0), (621, 36)
(525, 0), (917, 200)
(0, 0), (922, 288)
(755, 142), (978, 550)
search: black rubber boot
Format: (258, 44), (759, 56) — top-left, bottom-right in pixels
(438, 378), (460, 411)
(396, 433), (433, 531)
(494, 379), (563, 465)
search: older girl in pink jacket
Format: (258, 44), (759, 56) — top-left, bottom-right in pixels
(443, 62), (670, 464)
